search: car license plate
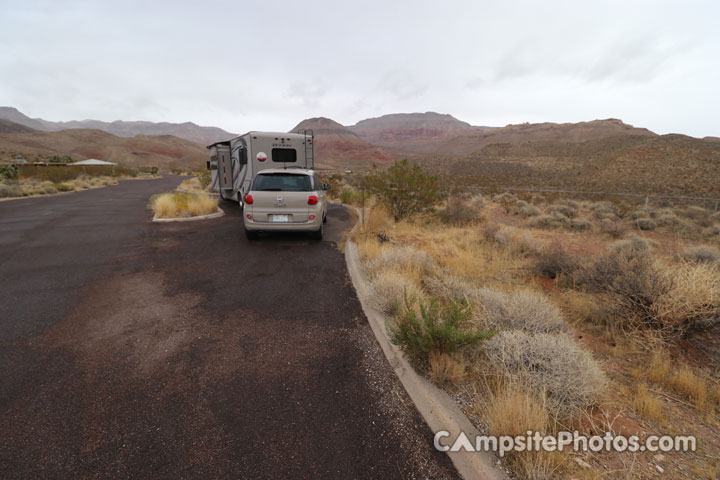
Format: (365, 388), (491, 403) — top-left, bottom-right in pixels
(272, 215), (289, 223)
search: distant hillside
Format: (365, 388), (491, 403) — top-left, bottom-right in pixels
(291, 117), (394, 170)
(0, 119), (37, 134)
(0, 128), (206, 170)
(348, 112), (491, 154)
(419, 134), (720, 197)
(0, 107), (234, 145)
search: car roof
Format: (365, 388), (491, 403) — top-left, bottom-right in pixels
(256, 168), (315, 175)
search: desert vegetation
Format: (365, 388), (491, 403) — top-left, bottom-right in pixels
(0, 164), (157, 199)
(150, 192), (218, 219)
(344, 165), (720, 479)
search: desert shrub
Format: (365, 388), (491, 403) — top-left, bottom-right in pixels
(387, 295), (493, 367)
(54, 183), (72, 192)
(483, 330), (607, 420)
(573, 238), (696, 334)
(534, 242), (577, 279)
(0, 163), (18, 180)
(492, 192), (518, 203)
(370, 271), (425, 314)
(424, 274), (474, 303)
(43, 185), (57, 194)
(367, 245), (436, 278)
(628, 210), (650, 220)
(635, 218), (657, 231)
(680, 245), (720, 264)
(436, 197), (485, 225)
(569, 218), (592, 231)
(655, 261), (720, 335)
(590, 201), (619, 220)
(197, 170), (211, 189)
(0, 184), (22, 197)
(472, 288), (567, 334)
(683, 205), (709, 220)
(711, 211), (720, 222)
(599, 219), (627, 238)
(527, 213), (567, 230)
(494, 227), (544, 254)
(657, 213), (680, 227)
(512, 201), (542, 218)
(365, 159), (442, 220)
(470, 195), (485, 209)
(480, 223), (501, 242)
(548, 204), (578, 219)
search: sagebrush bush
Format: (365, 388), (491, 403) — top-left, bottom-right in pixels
(387, 295), (493, 366)
(437, 197), (485, 225)
(424, 274), (474, 303)
(483, 330), (607, 420)
(548, 204), (578, 219)
(683, 205), (709, 220)
(367, 245), (436, 278)
(569, 218), (592, 231)
(512, 202), (542, 218)
(493, 227), (544, 254)
(599, 219), (627, 238)
(680, 245), (720, 264)
(472, 288), (567, 334)
(635, 218), (657, 231)
(527, 213), (567, 229)
(534, 242), (577, 279)
(0, 184), (21, 198)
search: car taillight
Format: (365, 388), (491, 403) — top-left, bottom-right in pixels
(244, 194), (254, 205)
(246, 214), (252, 220)
(308, 195), (318, 205)
(309, 214), (316, 220)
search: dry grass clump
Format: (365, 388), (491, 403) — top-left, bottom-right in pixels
(369, 270), (425, 314)
(527, 213), (568, 230)
(436, 197), (485, 225)
(534, 242), (577, 279)
(654, 261), (720, 335)
(680, 245), (720, 264)
(513, 203), (542, 218)
(424, 274), (474, 303)
(666, 366), (708, 408)
(493, 226), (545, 254)
(569, 218), (592, 231)
(429, 352), (466, 385)
(481, 381), (566, 479)
(599, 219), (627, 238)
(590, 201), (619, 220)
(547, 203), (578, 219)
(483, 331), (607, 420)
(473, 288), (567, 333)
(152, 192), (219, 219)
(635, 217), (657, 231)
(635, 383), (664, 422)
(646, 351), (671, 384)
(366, 245), (436, 283)
(683, 205), (710, 221)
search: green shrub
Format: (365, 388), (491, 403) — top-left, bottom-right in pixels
(0, 164), (18, 180)
(365, 159), (442, 221)
(387, 294), (493, 366)
(54, 183), (72, 192)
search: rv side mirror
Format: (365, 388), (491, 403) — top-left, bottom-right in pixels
(323, 183), (331, 190)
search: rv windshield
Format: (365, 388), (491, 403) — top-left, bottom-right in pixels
(252, 173), (312, 192)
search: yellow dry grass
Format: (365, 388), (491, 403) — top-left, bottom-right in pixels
(666, 366), (708, 408)
(152, 192), (218, 219)
(646, 351), (671, 384)
(429, 352), (466, 385)
(634, 383), (664, 422)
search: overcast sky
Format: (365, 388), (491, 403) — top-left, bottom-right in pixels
(1, 0), (718, 137)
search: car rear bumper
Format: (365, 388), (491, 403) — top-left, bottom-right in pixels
(244, 215), (322, 232)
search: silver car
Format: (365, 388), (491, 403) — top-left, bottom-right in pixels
(242, 168), (330, 240)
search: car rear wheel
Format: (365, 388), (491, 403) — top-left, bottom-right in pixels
(311, 222), (323, 241)
(245, 228), (258, 240)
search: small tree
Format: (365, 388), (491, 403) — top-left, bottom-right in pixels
(365, 159), (442, 221)
(0, 163), (18, 180)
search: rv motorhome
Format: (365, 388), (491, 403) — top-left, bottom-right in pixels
(206, 130), (314, 204)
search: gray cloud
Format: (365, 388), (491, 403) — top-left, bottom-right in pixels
(1, 0), (718, 137)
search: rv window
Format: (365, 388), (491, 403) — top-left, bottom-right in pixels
(271, 148), (297, 163)
(252, 173), (311, 192)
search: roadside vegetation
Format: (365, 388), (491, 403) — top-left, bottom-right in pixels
(0, 164), (157, 199)
(344, 162), (720, 479)
(150, 192), (218, 219)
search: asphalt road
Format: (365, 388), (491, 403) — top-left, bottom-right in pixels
(0, 176), (455, 479)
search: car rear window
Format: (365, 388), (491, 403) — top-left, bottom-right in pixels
(252, 173), (312, 192)
(272, 148), (297, 163)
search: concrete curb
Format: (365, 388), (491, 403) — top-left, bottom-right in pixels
(152, 207), (225, 223)
(342, 205), (508, 480)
